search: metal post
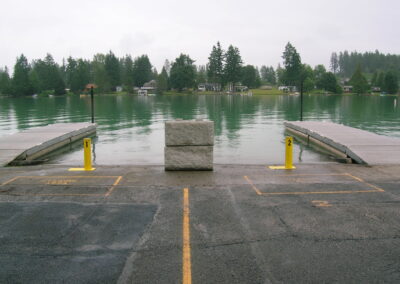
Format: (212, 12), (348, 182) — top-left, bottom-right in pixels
(300, 80), (304, 121)
(90, 86), (94, 123)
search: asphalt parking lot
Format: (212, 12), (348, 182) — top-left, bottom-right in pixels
(0, 163), (399, 283)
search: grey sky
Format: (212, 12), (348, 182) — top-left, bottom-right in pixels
(1, 0), (399, 72)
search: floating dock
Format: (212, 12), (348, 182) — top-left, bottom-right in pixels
(285, 121), (400, 165)
(0, 123), (96, 166)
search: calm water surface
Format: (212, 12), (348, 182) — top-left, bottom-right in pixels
(0, 94), (399, 165)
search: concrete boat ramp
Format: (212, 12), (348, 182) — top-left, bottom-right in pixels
(285, 121), (400, 165)
(0, 123), (96, 166)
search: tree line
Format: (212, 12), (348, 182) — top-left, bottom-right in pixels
(330, 50), (400, 78)
(0, 43), (399, 96)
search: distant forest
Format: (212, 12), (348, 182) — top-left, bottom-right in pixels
(331, 50), (400, 78)
(0, 44), (399, 97)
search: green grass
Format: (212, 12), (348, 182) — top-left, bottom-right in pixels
(250, 88), (285, 95)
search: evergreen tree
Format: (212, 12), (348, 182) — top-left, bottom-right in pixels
(260, 66), (268, 82)
(282, 42), (302, 87)
(12, 54), (33, 96)
(224, 45), (243, 86)
(132, 55), (152, 87)
(169, 54), (195, 91)
(196, 65), (207, 84)
(241, 65), (260, 88)
(92, 54), (110, 93)
(330, 52), (339, 74)
(260, 66), (276, 85)
(383, 71), (399, 94)
(122, 55), (134, 92)
(276, 64), (286, 85)
(66, 57), (90, 93)
(31, 53), (65, 95)
(163, 59), (171, 75)
(319, 72), (341, 93)
(314, 64), (326, 89)
(301, 64), (315, 92)
(0, 67), (11, 95)
(156, 67), (169, 93)
(350, 64), (369, 94)
(105, 51), (120, 91)
(371, 71), (378, 87)
(207, 41), (224, 85)
(376, 71), (385, 89)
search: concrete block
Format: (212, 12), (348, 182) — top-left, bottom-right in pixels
(165, 146), (213, 170)
(165, 120), (214, 146)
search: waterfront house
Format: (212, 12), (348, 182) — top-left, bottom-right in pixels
(343, 86), (353, 93)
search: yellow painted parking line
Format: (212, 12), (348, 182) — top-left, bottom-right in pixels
(182, 187), (192, 284)
(105, 176), (123, 197)
(243, 176), (262, 195)
(0, 175), (123, 197)
(244, 174), (385, 196)
(312, 200), (332, 207)
(344, 173), (385, 192)
(1, 176), (19, 186)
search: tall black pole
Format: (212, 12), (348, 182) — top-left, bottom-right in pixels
(90, 86), (94, 123)
(300, 80), (304, 121)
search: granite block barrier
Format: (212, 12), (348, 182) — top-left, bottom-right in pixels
(165, 120), (214, 146)
(164, 146), (213, 170)
(165, 120), (214, 171)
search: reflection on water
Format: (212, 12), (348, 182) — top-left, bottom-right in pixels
(0, 94), (399, 165)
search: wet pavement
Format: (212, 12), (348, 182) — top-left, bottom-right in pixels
(0, 163), (399, 283)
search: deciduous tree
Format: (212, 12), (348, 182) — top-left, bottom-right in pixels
(169, 54), (196, 91)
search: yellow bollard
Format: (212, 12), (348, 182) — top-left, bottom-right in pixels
(83, 138), (94, 171)
(269, 136), (296, 170)
(68, 138), (95, 171)
(285, 136), (294, 169)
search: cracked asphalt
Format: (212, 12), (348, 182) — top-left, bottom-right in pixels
(0, 163), (399, 283)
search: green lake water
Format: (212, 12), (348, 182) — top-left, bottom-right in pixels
(0, 94), (399, 165)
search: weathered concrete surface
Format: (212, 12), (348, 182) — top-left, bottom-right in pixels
(285, 121), (400, 165)
(0, 123), (96, 166)
(165, 120), (214, 146)
(0, 163), (399, 283)
(165, 146), (213, 170)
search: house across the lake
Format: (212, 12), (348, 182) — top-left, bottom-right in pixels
(198, 83), (222, 92)
(343, 86), (353, 93)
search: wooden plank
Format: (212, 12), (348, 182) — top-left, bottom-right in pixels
(285, 121), (400, 165)
(0, 123), (96, 166)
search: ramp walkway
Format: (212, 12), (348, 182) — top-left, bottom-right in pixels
(0, 123), (96, 166)
(285, 121), (400, 165)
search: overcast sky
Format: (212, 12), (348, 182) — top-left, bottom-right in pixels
(1, 0), (399, 72)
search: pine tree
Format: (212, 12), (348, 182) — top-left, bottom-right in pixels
(156, 67), (169, 93)
(350, 64), (369, 94)
(207, 42), (224, 85)
(383, 71), (399, 94)
(132, 55), (152, 87)
(330, 52), (339, 74)
(224, 45), (243, 87)
(282, 42), (302, 87)
(12, 54), (33, 96)
(122, 55), (134, 92)
(0, 67), (11, 95)
(105, 51), (121, 91)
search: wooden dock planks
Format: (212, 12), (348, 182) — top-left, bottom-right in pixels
(285, 121), (400, 165)
(0, 123), (96, 166)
